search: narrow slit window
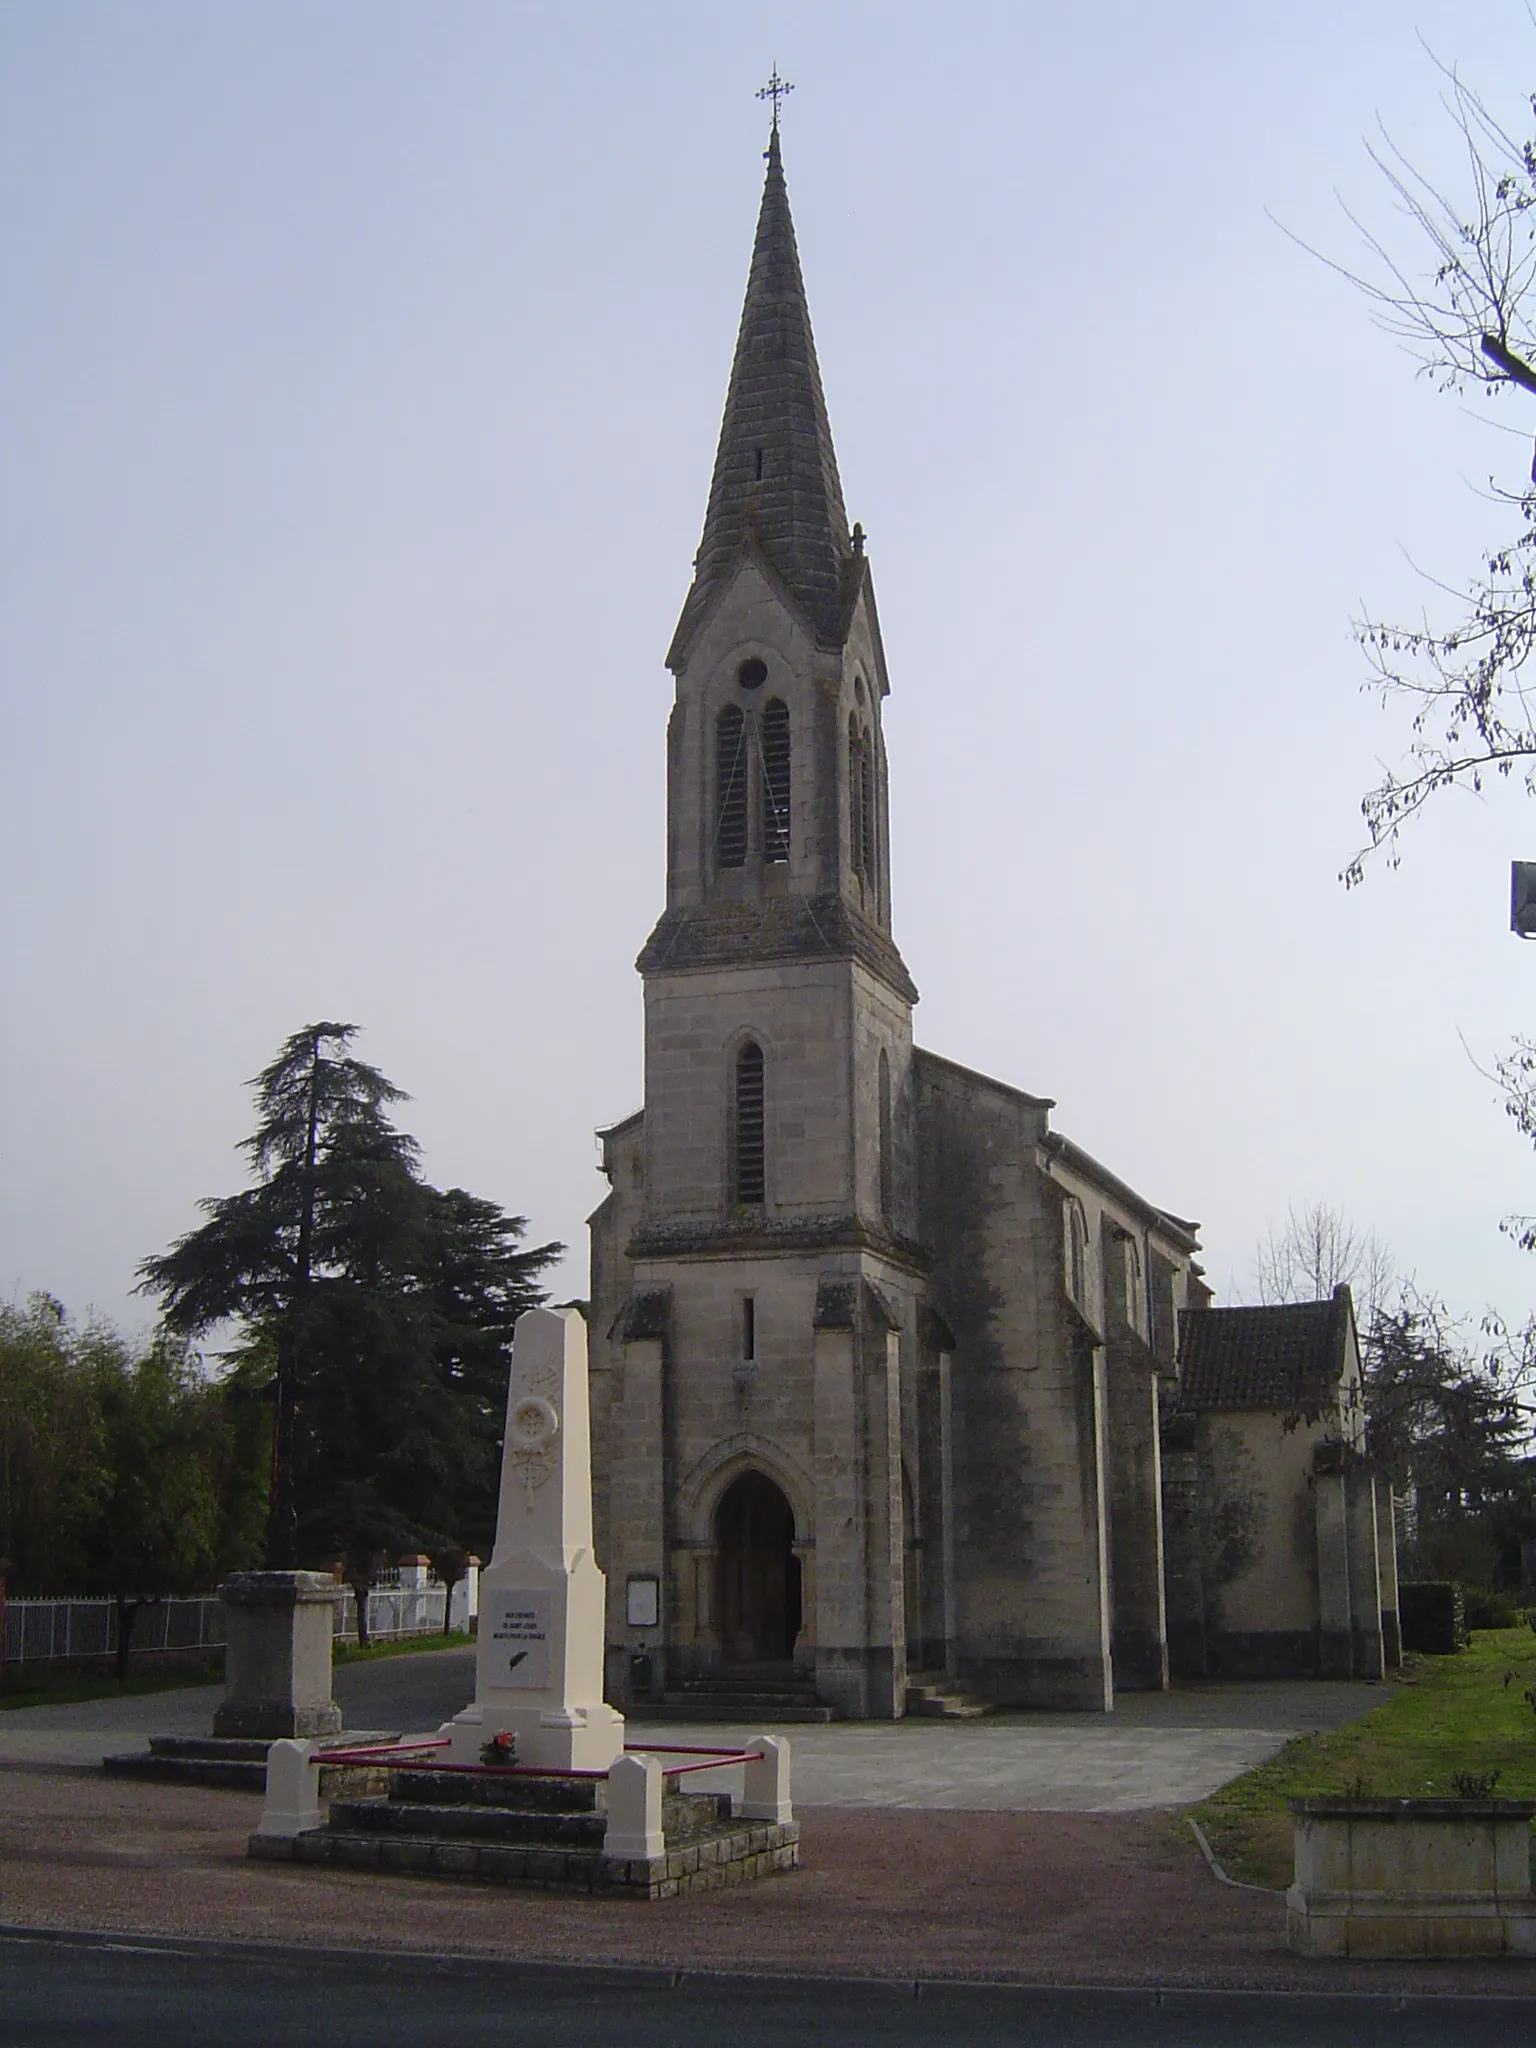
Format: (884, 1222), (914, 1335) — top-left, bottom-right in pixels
(761, 698), (790, 863)
(733, 1041), (765, 1205)
(716, 704), (748, 868)
(848, 715), (865, 876)
(754, 447), (764, 481)
(742, 1296), (756, 1360)
(878, 1049), (893, 1222)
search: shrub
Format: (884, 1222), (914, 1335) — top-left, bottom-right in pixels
(1398, 1580), (1468, 1654)
(1462, 1584), (1524, 1631)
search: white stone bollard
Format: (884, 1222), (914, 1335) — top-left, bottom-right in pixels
(604, 1752), (663, 1861)
(255, 1738), (321, 1838)
(740, 1734), (793, 1823)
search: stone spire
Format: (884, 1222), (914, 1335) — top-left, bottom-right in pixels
(668, 128), (853, 666)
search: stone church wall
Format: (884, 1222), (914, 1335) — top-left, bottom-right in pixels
(913, 1051), (1113, 1709)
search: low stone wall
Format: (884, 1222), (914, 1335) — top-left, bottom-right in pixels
(1288, 1797), (1536, 1958)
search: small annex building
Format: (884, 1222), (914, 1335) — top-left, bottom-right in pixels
(586, 127), (1398, 1718)
(1163, 1287), (1400, 1681)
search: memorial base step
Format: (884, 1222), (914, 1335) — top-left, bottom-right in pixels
(103, 1730), (399, 1794)
(248, 1765), (799, 1899)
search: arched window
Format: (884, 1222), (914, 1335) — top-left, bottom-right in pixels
(878, 1048), (893, 1221)
(848, 715), (865, 876)
(732, 1041), (766, 1205)
(716, 705), (748, 868)
(761, 699), (791, 863)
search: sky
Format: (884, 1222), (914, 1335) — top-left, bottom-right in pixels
(4, 0), (1536, 1344)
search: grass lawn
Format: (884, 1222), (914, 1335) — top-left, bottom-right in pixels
(0, 1656), (224, 1712)
(1189, 1626), (1536, 1888)
(0, 1629), (473, 1712)
(334, 1629), (472, 1667)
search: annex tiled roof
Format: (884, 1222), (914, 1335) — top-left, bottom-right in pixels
(668, 127), (853, 667)
(1177, 1289), (1353, 1413)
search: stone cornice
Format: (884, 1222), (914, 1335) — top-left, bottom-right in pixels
(627, 1211), (930, 1276)
(637, 894), (919, 1005)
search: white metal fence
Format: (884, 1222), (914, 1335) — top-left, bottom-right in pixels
(3, 1577), (472, 1666)
(2, 1595), (225, 1666)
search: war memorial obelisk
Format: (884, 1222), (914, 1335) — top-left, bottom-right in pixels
(446, 1306), (625, 1771)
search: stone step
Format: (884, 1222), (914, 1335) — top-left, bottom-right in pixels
(252, 1812), (802, 1898)
(103, 1729), (402, 1794)
(330, 1787), (734, 1849)
(104, 1752), (269, 1791)
(653, 1699), (837, 1723)
(385, 1767), (602, 1812)
(906, 1693), (989, 1719)
(330, 1799), (608, 1848)
(904, 1675), (991, 1719)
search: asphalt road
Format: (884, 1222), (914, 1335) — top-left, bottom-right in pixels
(0, 1932), (1527, 2048)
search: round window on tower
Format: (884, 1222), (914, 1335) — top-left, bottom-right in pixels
(737, 658), (767, 690)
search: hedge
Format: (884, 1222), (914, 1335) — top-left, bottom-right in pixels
(1398, 1580), (1468, 1655)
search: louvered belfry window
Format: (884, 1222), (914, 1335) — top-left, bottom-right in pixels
(761, 699), (791, 863)
(860, 737), (877, 893)
(848, 716), (865, 875)
(716, 705), (748, 868)
(733, 1041), (766, 1205)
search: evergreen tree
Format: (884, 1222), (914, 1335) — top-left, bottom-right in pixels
(418, 1186), (561, 1554)
(139, 1023), (560, 1573)
(1364, 1290), (1533, 1586)
(141, 1023), (424, 1565)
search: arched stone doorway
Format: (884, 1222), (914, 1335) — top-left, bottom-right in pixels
(715, 1470), (802, 1664)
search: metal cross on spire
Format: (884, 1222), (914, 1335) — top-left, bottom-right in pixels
(756, 66), (794, 133)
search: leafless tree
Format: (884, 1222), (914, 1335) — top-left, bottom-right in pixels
(1307, 42), (1536, 882)
(1254, 1199), (1396, 1328)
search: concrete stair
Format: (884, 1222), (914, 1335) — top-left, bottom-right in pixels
(904, 1671), (990, 1719)
(658, 1664), (835, 1724)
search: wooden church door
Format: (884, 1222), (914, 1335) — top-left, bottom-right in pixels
(715, 1471), (800, 1663)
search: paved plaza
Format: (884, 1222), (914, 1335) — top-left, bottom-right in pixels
(0, 1647), (1385, 1811)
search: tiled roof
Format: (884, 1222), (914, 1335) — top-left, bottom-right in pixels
(668, 127), (852, 666)
(1177, 1290), (1353, 1413)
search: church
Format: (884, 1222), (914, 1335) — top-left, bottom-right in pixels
(587, 125), (1397, 1717)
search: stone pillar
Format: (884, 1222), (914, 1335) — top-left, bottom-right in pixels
(397, 1554), (430, 1633)
(1314, 1447), (1354, 1679)
(606, 1331), (665, 1704)
(450, 1556), (480, 1634)
(865, 1327), (907, 1718)
(1376, 1485), (1401, 1668)
(1346, 1463), (1385, 1680)
(214, 1571), (342, 1739)
(1160, 1421), (1207, 1678)
(448, 1307), (625, 1771)
(812, 1306), (866, 1718)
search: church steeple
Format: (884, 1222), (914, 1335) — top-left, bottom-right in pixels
(667, 128), (853, 668)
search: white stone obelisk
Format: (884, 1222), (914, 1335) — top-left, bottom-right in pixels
(446, 1306), (625, 1771)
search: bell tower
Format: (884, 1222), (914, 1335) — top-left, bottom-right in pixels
(592, 117), (925, 1724)
(638, 126), (918, 1227)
